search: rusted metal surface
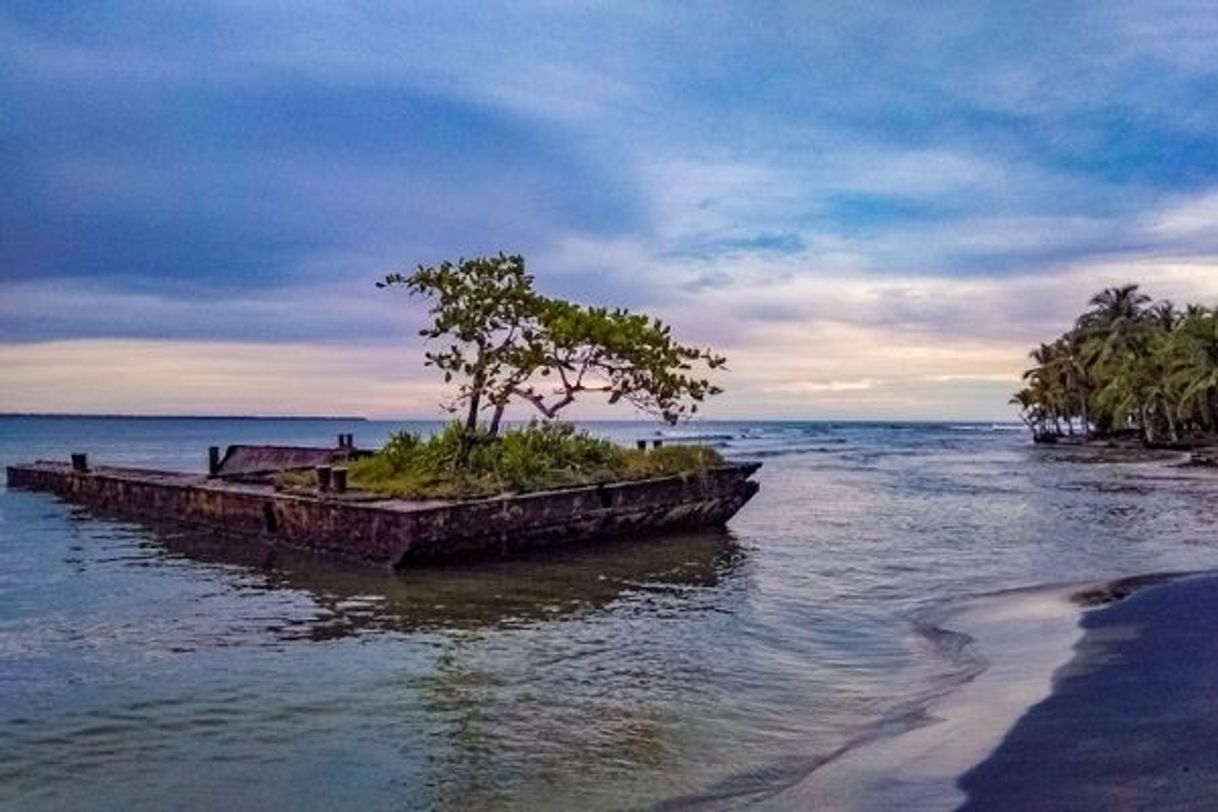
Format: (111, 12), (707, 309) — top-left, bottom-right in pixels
(212, 444), (366, 479)
(6, 458), (761, 569)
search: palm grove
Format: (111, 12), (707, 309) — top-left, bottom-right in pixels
(1013, 284), (1218, 446)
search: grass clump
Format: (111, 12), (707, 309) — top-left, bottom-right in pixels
(347, 421), (723, 499)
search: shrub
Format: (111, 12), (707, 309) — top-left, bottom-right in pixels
(381, 430), (422, 472)
(348, 421), (723, 499)
(627, 444), (723, 477)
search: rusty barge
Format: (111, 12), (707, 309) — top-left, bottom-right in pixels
(5, 438), (761, 569)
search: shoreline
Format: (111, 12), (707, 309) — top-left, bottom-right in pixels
(958, 570), (1218, 810)
(1029, 433), (1218, 467)
(765, 582), (1088, 810)
(763, 571), (1197, 811)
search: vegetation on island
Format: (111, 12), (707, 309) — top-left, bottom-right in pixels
(346, 254), (727, 497)
(348, 422), (722, 499)
(1013, 284), (1218, 446)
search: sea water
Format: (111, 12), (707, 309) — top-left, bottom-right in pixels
(2, 417), (1217, 810)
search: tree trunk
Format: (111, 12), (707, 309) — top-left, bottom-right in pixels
(1140, 404), (1155, 446)
(458, 370), (486, 465)
(464, 389), (482, 434)
(488, 402), (506, 437)
(1164, 401), (1179, 445)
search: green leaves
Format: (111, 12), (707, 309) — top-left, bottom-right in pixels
(1017, 284), (1218, 444)
(348, 420), (725, 498)
(379, 253), (727, 446)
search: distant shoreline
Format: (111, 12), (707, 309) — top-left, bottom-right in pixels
(0, 414), (1023, 425)
(0, 413), (369, 421)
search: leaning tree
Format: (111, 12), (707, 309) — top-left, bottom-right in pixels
(379, 254), (725, 455)
(378, 254), (545, 439)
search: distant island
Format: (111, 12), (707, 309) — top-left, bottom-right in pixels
(1013, 284), (1218, 447)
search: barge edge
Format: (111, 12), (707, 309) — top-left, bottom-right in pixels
(5, 460), (761, 569)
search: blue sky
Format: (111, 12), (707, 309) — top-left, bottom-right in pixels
(3, 2), (1218, 418)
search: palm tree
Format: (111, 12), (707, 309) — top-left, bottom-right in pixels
(1062, 328), (1094, 434)
(1015, 284), (1218, 446)
(1169, 308), (1218, 434)
(1147, 300), (1180, 332)
(1077, 283), (1152, 330)
(1019, 337), (1094, 438)
(1023, 343), (1065, 436)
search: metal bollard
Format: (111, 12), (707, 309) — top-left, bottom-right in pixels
(71, 453), (88, 472)
(316, 465), (333, 491)
(208, 446), (221, 477)
(337, 433), (347, 449)
(332, 467), (348, 494)
(636, 439), (648, 451)
(652, 439), (665, 449)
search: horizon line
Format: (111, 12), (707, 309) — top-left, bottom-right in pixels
(0, 412), (1023, 425)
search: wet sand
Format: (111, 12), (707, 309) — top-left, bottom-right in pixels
(958, 572), (1218, 810)
(769, 584), (1087, 810)
(768, 572), (1218, 811)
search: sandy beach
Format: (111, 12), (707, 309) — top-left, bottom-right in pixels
(958, 572), (1218, 810)
(768, 584), (1088, 810)
(765, 570), (1218, 811)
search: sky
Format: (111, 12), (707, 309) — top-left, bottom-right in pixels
(3, 2), (1218, 421)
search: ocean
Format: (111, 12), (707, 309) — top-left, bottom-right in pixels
(2, 417), (1217, 810)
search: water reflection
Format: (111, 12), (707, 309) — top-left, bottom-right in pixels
(137, 521), (747, 639)
(13, 419), (1218, 810)
(2, 488), (756, 812)
(140, 522), (756, 810)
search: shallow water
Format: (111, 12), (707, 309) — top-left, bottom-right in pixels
(2, 417), (1217, 810)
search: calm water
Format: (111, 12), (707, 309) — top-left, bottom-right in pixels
(2, 417), (1218, 810)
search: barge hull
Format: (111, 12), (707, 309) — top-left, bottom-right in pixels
(5, 461), (761, 568)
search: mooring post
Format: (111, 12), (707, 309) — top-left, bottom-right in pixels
(346, 433), (356, 449)
(652, 439), (665, 449)
(70, 453), (88, 472)
(315, 464), (333, 491)
(332, 467), (348, 494)
(636, 439), (648, 451)
(208, 446), (221, 477)
(337, 433), (346, 449)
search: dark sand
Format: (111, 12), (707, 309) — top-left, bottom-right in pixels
(958, 573), (1218, 810)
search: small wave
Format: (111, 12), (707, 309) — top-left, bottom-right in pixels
(750, 584), (1086, 809)
(656, 609), (986, 811)
(742, 445), (852, 459)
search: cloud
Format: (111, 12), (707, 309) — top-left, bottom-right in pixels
(764, 378), (881, 394)
(4, 2), (1218, 418)
(924, 373), (1022, 383)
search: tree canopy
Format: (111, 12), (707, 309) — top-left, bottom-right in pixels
(379, 254), (725, 442)
(1013, 284), (1218, 446)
